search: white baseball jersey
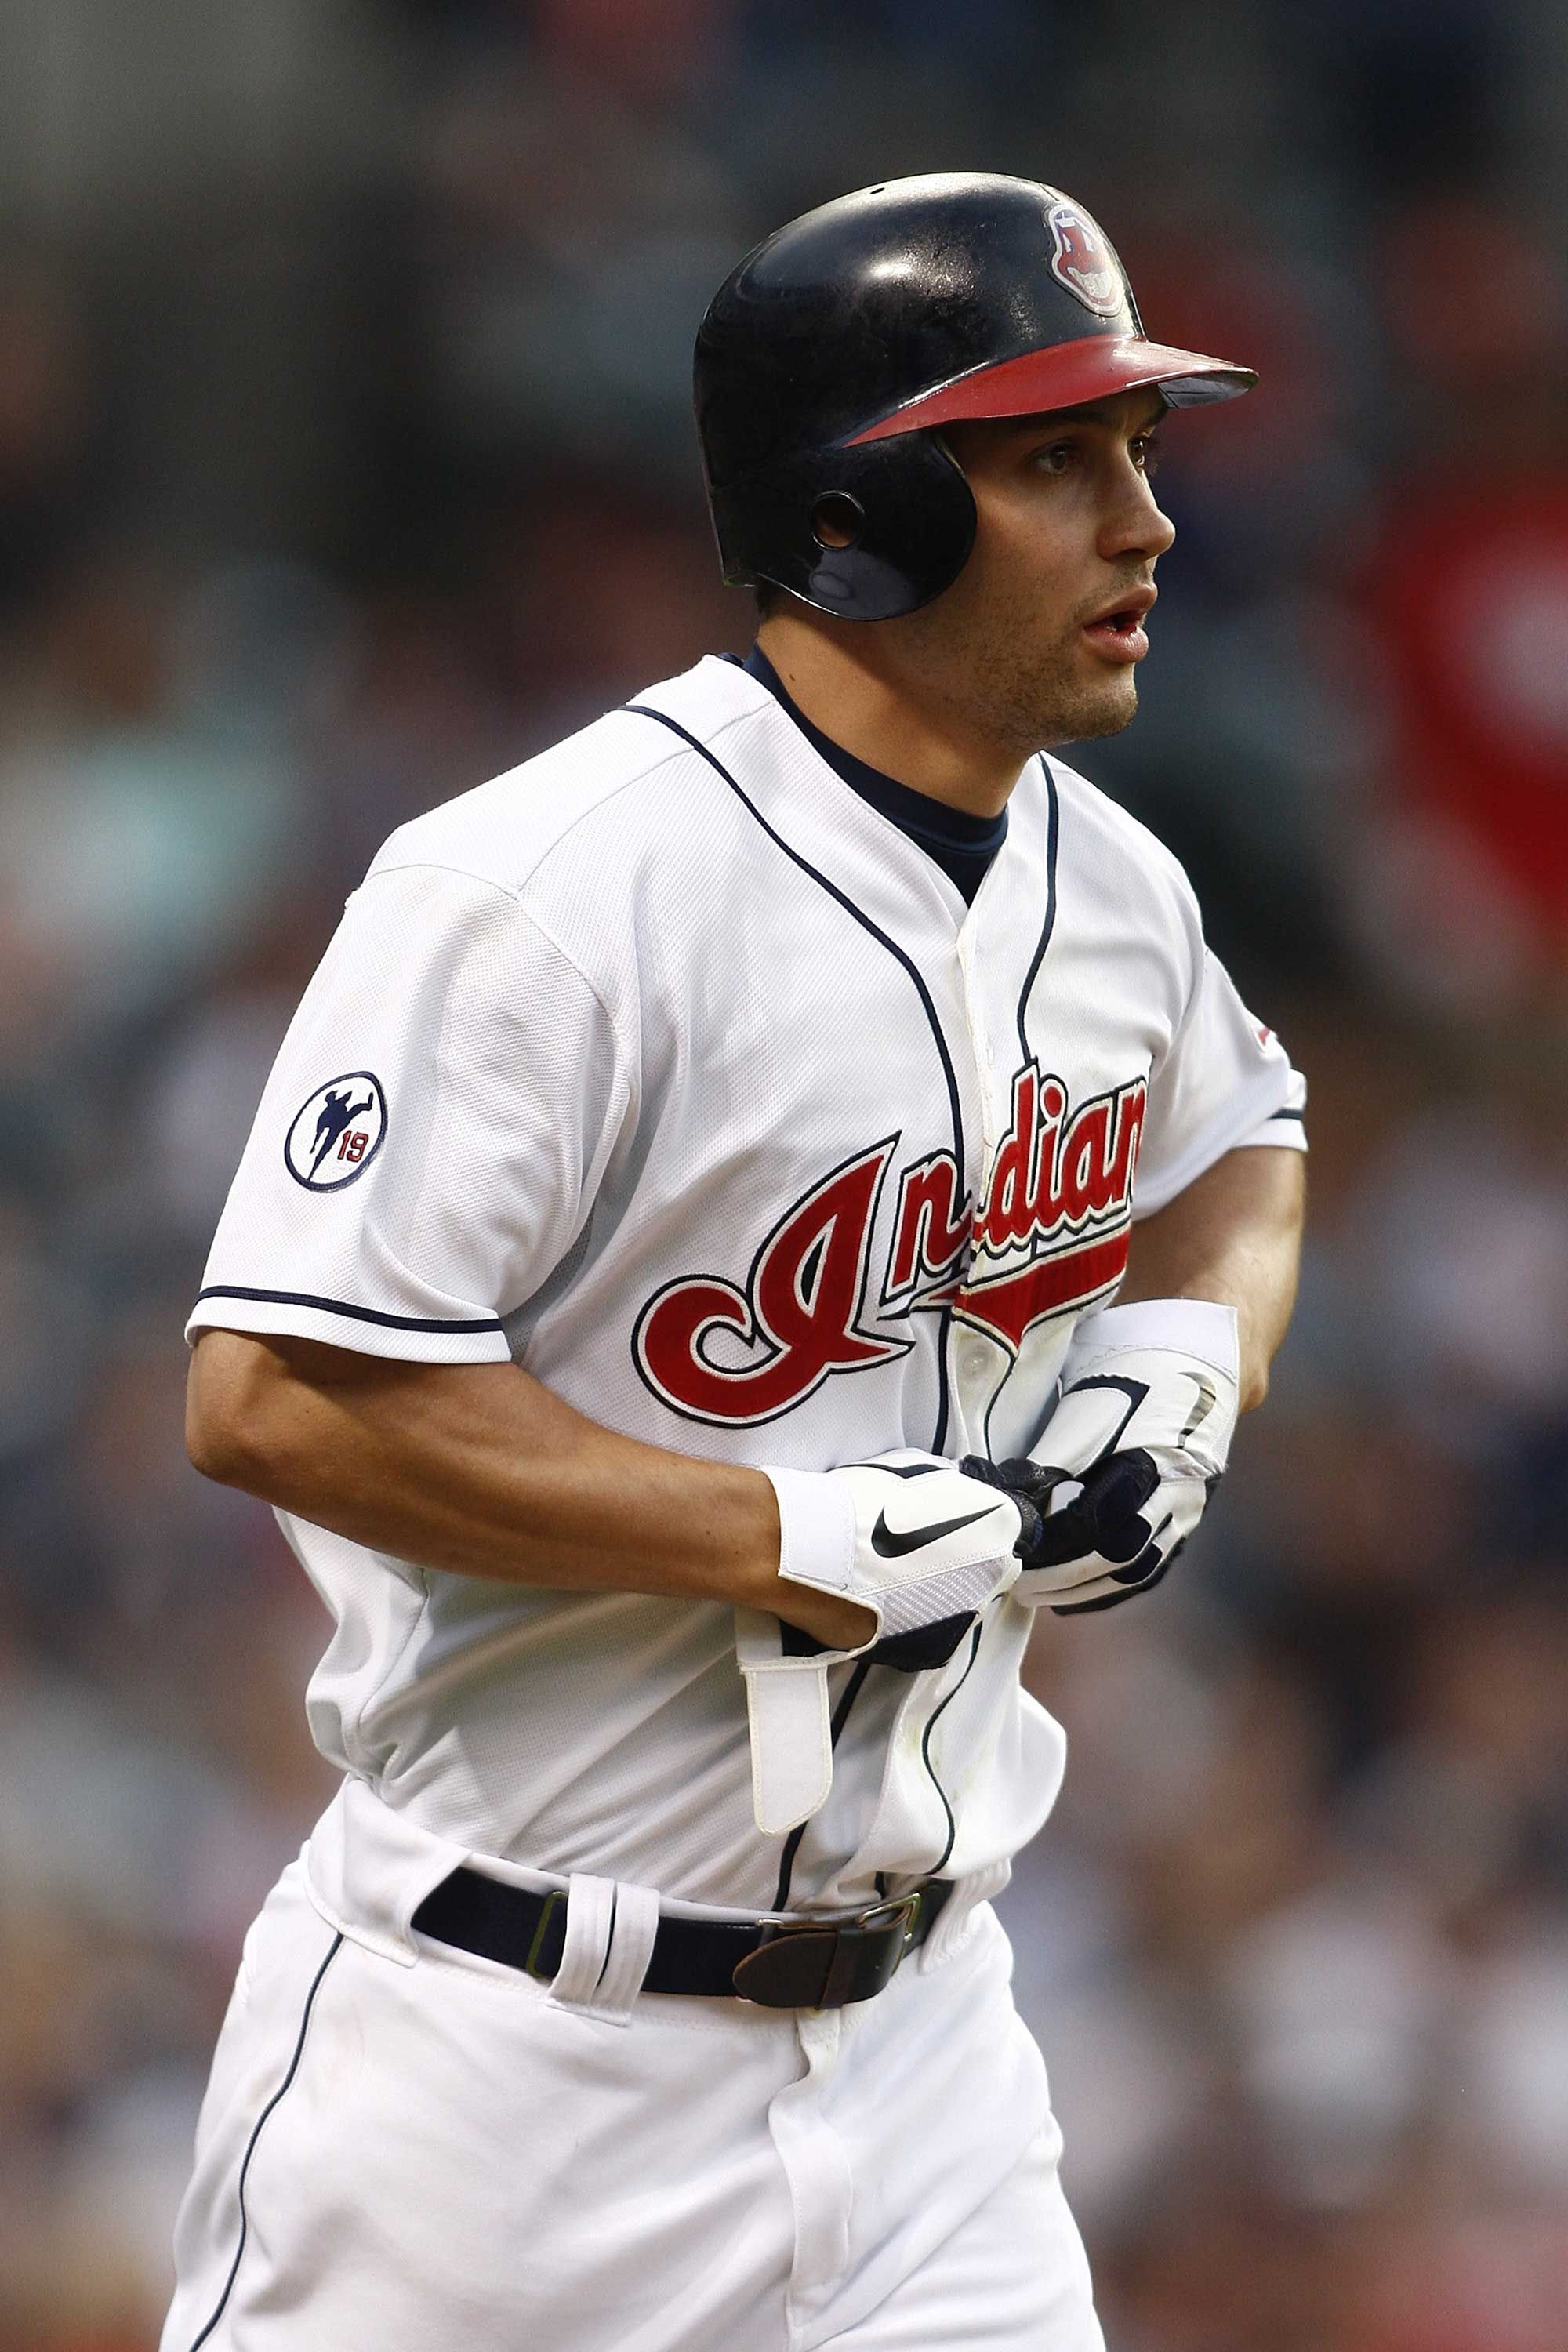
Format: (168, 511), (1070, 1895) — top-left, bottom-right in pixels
(190, 653), (1305, 1915)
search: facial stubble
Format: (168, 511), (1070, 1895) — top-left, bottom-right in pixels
(897, 585), (1142, 760)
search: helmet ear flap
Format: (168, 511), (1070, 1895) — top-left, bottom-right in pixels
(713, 432), (976, 622)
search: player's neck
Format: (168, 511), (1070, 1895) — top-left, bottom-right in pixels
(755, 615), (1025, 820)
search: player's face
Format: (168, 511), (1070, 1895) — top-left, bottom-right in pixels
(892, 391), (1175, 754)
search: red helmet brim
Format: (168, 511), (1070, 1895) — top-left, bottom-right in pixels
(842, 333), (1256, 445)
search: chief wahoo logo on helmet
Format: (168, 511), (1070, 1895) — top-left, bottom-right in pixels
(1044, 195), (1124, 318)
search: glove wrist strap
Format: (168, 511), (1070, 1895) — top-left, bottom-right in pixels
(734, 1608), (836, 1835)
(1065, 1295), (1239, 1379)
(739, 1469), (861, 1838)
(762, 1463), (860, 1604)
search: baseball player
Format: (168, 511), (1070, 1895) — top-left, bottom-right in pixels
(162, 173), (1305, 2351)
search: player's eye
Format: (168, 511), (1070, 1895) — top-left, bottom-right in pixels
(1131, 431), (1164, 477)
(1032, 441), (1077, 476)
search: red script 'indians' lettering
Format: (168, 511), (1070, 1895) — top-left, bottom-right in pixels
(975, 1068), (1145, 1251)
(887, 1152), (971, 1298)
(633, 1142), (909, 1426)
(958, 1065), (1146, 1352)
(633, 1066), (1149, 1423)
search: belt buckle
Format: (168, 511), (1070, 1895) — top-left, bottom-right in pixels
(731, 1886), (927, 2010)
(840, 1889), (926, 1998)
(851, 1889), (925, 1945)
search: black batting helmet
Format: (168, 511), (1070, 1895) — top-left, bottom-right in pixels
(694, 172), (1256, 622)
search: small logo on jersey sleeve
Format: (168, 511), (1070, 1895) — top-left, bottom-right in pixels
(285, 1073), (388, 1192)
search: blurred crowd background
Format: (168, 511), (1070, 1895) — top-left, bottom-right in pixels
(1, 3), (1566, 2347)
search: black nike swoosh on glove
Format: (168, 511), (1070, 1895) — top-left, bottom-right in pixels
(870, 1505), (999, 1558)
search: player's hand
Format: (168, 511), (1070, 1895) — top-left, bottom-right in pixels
(765, 1450), (1026, 1671)
(961, 1298), (1239, 1615)
(738, 1451), (1028, 1834)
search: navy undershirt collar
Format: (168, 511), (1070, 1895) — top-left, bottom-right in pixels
(735, 645), (1007, 907)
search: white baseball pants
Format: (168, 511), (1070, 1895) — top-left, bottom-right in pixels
(160, 1795), (1103, 2350)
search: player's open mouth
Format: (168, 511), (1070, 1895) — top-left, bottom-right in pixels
(1081, 586), (1156, 662)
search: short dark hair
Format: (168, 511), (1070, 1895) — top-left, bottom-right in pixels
(753, 579), (782, 621)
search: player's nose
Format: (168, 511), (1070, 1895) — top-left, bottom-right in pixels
(1099, 468), (1175, 564)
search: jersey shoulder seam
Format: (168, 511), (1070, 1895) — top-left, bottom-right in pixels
(510, 898), (639, 1081)
(517, 697), (767, 884)
(514, 705), (771, 1073)
(357, 858), (636, 1074)
(362, 857), (524, 907)
(478, 698), (771, 962)
(376, 698), (764, 904)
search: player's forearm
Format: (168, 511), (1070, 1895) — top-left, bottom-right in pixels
(187, 1330), (873, 1647)
(1116, 1145), (1305, 1410)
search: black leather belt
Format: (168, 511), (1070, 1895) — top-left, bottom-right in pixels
(411, 1868), (953, 2009)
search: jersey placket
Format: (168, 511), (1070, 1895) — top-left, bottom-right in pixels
(951, 916), (1009, 1450)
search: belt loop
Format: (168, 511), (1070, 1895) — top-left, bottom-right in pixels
(920, 1865), (1004, 1972)
(546, 1875), (660, 2026)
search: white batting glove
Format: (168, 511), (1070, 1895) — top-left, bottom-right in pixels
(963, 1299), (1239, 1617)
(770, 1450), (1025, 1661)
(735, 1450), (1025, 1834)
